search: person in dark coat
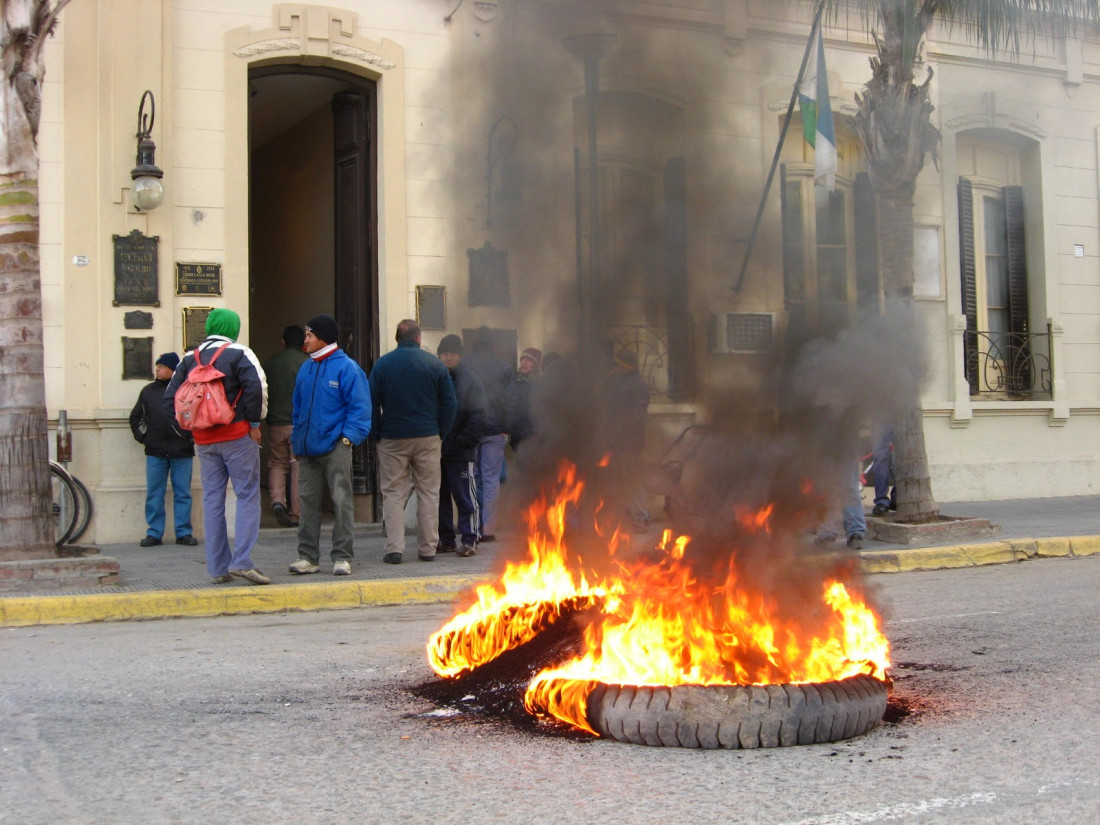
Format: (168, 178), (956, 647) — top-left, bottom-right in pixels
(263, 325), (308, 527)
(461, 326), (513, 541)
(504, 346), (542, 455)
(129, 352), (196, 547)
(436, 335), (490, 556)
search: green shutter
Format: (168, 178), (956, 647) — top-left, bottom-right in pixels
(1004, 185), (1030, 394)
(957, 178), (979, 395)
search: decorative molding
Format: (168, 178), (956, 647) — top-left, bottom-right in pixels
(233, 38), (300, 58)
(331, 44), (396, 69)
(945, 113), (989, 130)
(473, 1), (499, 23)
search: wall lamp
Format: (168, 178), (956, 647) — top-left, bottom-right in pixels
(131, 90), (164, 211)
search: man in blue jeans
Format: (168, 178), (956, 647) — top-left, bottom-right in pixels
(129, 352), (196, 547)
(461, 326), (512, 541)
(164, 308), (270, 585)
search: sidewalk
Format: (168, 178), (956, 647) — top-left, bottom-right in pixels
(2, 496), (1098, 627)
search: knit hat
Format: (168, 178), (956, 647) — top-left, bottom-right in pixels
(306, 314), (340, 345)
(155, 352), (180, 371)
(437, 334), (464, 355)
(204, 308), (241, 341)
(520, 347), (543, 370)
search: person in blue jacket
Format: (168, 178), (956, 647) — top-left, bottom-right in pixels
(288, 314), (371, 576)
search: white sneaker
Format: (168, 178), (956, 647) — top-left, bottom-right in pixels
(333, 560), (351, 576)
(288, 559), (320, 574)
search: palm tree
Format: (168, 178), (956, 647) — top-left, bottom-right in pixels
(819, 0), (1098, 521)
(0, 0), (71, 560)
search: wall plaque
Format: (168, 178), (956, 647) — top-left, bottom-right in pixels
(122, 336), (154, 380)
(468, 242), (510, 307)
(182, 306), (214, 352)
(415, 285), (446, 330)
(124, 310), (154, 330)
(113, 229), (159, 307)
(175, 262), (222, 296)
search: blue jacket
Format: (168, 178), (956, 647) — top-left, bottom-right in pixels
(291, 349), (372, 457)
(368, 340), (457, 440)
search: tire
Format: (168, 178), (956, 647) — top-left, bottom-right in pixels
(66, 475), (93, 544)
(586, 674), (887, 748)
(50, 462), (81, 546)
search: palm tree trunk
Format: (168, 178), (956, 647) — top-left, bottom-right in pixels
(0, 175), (54, 558)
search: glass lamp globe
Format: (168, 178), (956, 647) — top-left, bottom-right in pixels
(132, 176), (164, 211)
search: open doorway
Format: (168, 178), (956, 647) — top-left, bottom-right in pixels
(248, 66), (380, 513)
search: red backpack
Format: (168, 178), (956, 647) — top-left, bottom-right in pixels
(174, 343), (242, 431)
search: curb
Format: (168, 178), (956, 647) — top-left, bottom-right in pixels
(2, 537), (1097, 628)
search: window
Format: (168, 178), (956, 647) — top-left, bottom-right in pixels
(956, 134), (1038, 397)
(780, 123), (878, 336)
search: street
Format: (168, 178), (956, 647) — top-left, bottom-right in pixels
(2, 556), (1098, 825)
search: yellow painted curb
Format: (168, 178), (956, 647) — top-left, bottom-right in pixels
(0, 575), (483, 628)
(1033, 538), (1071, 558)
(1070, 536), (1100, 557)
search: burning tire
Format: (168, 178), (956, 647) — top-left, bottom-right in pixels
(586, 673), (886, 748)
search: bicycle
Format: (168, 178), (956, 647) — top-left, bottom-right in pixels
(50, 461), (93, 546)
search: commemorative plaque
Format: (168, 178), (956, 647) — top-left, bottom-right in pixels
(175, 262), (222, 296)
(182, 306), (213, 352)
(416, 286), (446, 330)
(124, 310), (154, 330)
(113, 229), (159, 307)
(468, 242), (510, 307)
(122, 336), (154, 380)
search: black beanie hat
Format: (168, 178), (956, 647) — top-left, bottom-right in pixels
(155, 352), (181, 371)
(437, 334), (464, 355)
(306, 314), (340, 345)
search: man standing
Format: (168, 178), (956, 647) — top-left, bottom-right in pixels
(369, 319), (457, 564)
(461, 326), (513, 542)
(288, 315), (371, 576)
(128, 352), (196, 547)
(164, 308), (270, 585)
(264, 325), (308, 528)
(504, 346), (542, 456)
(436, 334), (489, 557)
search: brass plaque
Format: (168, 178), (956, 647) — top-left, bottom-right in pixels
(415, 285), (446, 330)
(122, 336), (154, 380)
(182, 306), (214, 352)
(113, 229), (159, 307)
(468, 242), (510, 307)
(175, 262), (222, 296)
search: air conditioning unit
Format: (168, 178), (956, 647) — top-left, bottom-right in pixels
(707, 312), (775, 354)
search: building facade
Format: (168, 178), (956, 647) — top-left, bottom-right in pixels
(39, 0), (1100, 543)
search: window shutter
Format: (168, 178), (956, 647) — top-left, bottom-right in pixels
(957, 178), (979, 395)
(1004, 185), (1030, 394)
(853, 172), (879, 310)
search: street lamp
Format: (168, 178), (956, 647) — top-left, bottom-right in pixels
(563, 32), (616, 352)
(130, 90), (164, 211)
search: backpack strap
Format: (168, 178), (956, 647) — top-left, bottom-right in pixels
(204, 341), (233, 366)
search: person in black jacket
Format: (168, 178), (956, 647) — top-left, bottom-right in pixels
(129, 352), (197, 547)
(436, 335), (489, 556)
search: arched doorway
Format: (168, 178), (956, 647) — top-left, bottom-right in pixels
(248, 66), (380, 507)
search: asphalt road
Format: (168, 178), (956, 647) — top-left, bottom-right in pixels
(2, 556), (1098, 825)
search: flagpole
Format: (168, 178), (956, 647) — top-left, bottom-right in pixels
(733, 0), (827, 294)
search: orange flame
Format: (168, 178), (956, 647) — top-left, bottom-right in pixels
(427, 461), (891, 735)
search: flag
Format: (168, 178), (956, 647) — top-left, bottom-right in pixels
(798, 27), (836, 191)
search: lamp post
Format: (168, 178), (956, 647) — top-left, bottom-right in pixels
(130, 90), (164, 211)
(563, 32), (616, 354)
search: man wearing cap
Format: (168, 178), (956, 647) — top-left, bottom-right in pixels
(164, 308), (270, 585)
(288, 315), (371, 576)
(368, 319), (457, 564)
(436, 334), (489, 557)
(129, 352), (196, 547)
(504, 346), (543, 455)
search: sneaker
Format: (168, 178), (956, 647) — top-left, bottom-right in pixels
(176, 535), (199, 546)
(436, 541), (457, 553)
(139, 535), (162, 547)
(229, 568), (271, 585)
(211, 574), (232, 584)
(846, 534), (864, 550)
(383, 552), (402, 565)
(289, 558), (320, 574)
(872, 504), (890, 516)
(333, 560), (351, 576)
(456, 544), (477, 558)
(273, 502), (296, 528)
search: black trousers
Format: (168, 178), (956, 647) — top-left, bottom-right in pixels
(439, 459), (480, 548)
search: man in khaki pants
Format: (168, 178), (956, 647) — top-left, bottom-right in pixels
(368, 320), (457, 563)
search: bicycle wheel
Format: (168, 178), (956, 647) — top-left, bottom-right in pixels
(67, 474), (93, 544)
(50, 462), (81, 546)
